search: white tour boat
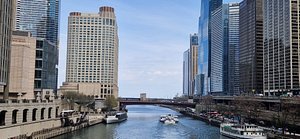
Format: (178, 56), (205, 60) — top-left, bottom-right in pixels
(160, 114), (179, 124)
(220, 123), (267, 139)
(104, 112), (127, 124)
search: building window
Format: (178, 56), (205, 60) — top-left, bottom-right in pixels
(36, 40), (43, 48)
(34, 80), (42, 89)
(36, 50), (43, 58)
(35, 60), (43, 68)
(35, 70), (42, 78)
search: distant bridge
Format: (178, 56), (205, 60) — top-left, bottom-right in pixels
(118, 98), (196, 108)
(119, 96), (300, 110)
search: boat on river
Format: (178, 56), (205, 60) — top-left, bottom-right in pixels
(160, 114), (179, 124)
(104, 111), (127, 124)
(220, 123), (267, 139)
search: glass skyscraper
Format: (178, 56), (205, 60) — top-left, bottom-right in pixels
(189, 34), (198, 96)
(15, 0), (60, 45)
(183, 49), (190, 96)
(211, 3), (240, 96)
(198, 0), (222, 96)
(239, 0), (263, 95)
(227, 4), (240, 96)
(183, 34), (199, 97)
(211, 5), (228, 94)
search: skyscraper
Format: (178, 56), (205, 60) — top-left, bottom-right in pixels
(263, 0), (300, 96)
(198, 0), (222, 96)
(183, 49), (190, 96)
(190, 34), (198, 96)
(211, 5), (227, 94)
(15, 0), (60, 45)
(239, 0), (263, 95)
(63, 6), (119, 99)
(183, 34), (199, 97)
(14, 0), (60, 97)
(228, 3), (240, 96)
(211, 3), (240, 95)
(0, 0), (15, 99)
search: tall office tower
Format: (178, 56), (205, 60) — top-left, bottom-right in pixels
(189, 34), (198, 96)
(198, 0), (222, 96)
(15, 0), (60, 97)
(183, 49), (190, 96)
(263, 0), (300, 96)
(15, 0), (60, 45)
(9, 31), (36, 99)
(211, 3), (239, 96)
(211, 5), (227, 95)
(0, 0), (15, 99)
(239, 0), (263, 95)
(64, 6), (119, 98)
(227, 4), (240, 96)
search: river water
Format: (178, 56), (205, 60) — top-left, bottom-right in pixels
(53, 105), (229, 139)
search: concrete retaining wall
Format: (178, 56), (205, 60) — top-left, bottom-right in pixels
(1, 119), (61, 139)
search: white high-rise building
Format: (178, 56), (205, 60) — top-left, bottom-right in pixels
(183, 49), (190, 96)
(61, 6), (119, 99)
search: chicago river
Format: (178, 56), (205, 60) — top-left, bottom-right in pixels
(53, 105), (229, 139)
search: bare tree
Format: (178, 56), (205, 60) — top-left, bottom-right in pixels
(62, 91), (94, 111)
(232, 96), (263, 124)
(202, 95), (214, 113)
(104, 95), (118, 111)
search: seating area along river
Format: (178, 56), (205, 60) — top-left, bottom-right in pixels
(53, 105), (229, 139)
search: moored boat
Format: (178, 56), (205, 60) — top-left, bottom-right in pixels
(220, 123), (267, 139)
(104, 111), (127, 124)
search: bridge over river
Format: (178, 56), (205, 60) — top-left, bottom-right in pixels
(119, 96), (300, 110)
(118, 98), (196, 108)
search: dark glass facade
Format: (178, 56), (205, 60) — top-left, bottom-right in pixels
(15, 0), (60, 45)
(263, 0), (300, 95)
(34, 39), (58, 93)
(198, 0), (222, 96)
(239, 0), (263, 95)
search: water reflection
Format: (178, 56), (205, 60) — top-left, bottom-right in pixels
(53, 105), (228, 139)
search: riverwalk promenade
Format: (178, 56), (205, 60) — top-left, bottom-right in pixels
(159, 104), (300, 139)
(0, 99), (105, 139)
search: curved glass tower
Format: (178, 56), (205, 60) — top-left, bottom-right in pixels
(198, 0), (222, 96)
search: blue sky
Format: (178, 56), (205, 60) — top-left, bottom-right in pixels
(59, 0), (241, 98)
